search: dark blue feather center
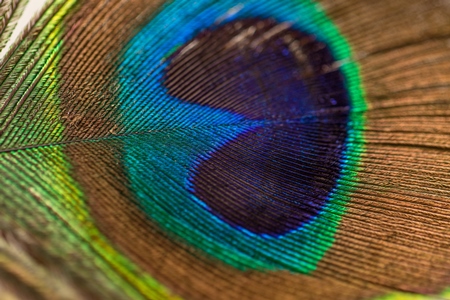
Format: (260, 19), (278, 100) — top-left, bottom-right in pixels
(164, 18), (350, 236)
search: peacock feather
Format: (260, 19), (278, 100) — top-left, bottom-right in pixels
(0, 0), (450, 299)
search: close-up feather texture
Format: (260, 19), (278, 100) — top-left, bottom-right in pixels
(1, 0), (450, 299)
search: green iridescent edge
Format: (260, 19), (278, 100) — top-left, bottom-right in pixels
(372, 291), (450, 300)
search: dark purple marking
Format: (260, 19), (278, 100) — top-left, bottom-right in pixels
(164, 18), (350, 236)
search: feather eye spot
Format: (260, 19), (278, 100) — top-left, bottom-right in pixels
(164, 18), (351, 236)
